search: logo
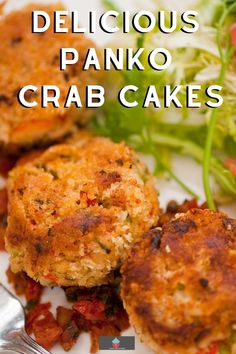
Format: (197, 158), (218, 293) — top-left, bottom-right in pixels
(112, 338), (120, 349)
(99, 336), (135, 350)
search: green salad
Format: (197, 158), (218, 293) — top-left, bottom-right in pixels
(92, 0), (236, 209)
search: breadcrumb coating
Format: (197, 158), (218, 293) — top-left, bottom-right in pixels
(0, 4), (102, 153)
(6, 136), (159, 287)
(122, 209), (236, 354)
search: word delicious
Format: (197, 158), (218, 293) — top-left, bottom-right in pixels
(31, 10), (199, 34)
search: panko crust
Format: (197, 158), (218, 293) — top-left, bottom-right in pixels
(5, 136), (159, 287)
(0, 4), (102, 153)
(121, 209), (236, 354)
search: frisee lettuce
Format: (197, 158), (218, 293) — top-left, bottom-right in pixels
(203, 0), (236, 209)
(91, 0), (236, 205)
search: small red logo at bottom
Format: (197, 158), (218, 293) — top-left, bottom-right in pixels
(112, 338), (120, 349)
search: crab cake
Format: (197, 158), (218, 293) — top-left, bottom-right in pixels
(121, 209), (236, 354)
(5, 136), (159, 287)
(0, 4), (102, 154)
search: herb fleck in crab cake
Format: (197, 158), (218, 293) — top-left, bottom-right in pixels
(122, 209), (236, 354)
(5, 136), (159, 287)
(0, 4), (102, 154)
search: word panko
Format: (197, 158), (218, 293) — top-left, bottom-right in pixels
(5, 136), (159, 287)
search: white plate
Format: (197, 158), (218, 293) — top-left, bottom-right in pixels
(0, 0), (235, 353)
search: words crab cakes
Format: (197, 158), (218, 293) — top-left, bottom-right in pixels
(0, 4), (102, 153)
(5, 136), (159, 287)
(122, 209), (236, 354)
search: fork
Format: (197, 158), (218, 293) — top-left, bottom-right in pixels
(0, 283), (51, 354)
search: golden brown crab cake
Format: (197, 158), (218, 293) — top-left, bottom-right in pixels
(0, 4), (102, 154)
(121, 209), (236, 354)
(5, 136), (159, 287)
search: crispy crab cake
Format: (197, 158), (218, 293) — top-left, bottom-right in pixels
(5, 136), (159, 287)
(0, 4), (102, 153)
(121, 209), (236, 354)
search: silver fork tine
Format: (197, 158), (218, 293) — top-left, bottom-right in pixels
(0, 284), (51, 354)
(19, 331), (52, 354)
(2, 333), (52, 354)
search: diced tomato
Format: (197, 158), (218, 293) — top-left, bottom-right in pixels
(224, 159), (236, 176)
(208, 343), (218, 354)
(25, 278), (42, 303)
(231, 24), (236, 53)
(197, 342), (218, 354)
(32, 311), (63, 350)
(26, 302), (51, 333)
(0, 188), (7, 216)
(73, 311), (90, 332)
(73, 299), (106, 321)
(7, 268), (130, 353)
(60, 320), (80, 351)
(56, 306), (74, 330)
(6, 268), (42, 304)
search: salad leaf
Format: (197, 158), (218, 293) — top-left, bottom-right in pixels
(93, 0), (236, 205)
